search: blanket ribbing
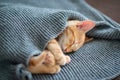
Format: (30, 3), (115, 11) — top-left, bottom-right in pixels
(0, 0), (120, 80)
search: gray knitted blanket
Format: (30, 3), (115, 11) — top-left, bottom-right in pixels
(0, 0), (120, 80)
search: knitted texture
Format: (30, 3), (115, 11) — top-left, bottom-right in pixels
(0, 0), (120, 80)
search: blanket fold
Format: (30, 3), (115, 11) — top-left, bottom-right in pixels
(0, 0), (120, 80)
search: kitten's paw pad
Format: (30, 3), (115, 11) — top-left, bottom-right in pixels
(43, 51), (55, 65)
(66, 56), (71, 63)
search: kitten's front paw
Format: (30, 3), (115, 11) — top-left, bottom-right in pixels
(65, 55), (71, 63)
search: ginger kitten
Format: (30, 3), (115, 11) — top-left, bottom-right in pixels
(27, 20), (95, 74)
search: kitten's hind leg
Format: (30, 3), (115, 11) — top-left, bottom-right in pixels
(28, 50), (61, 74)
(47, 39), (71, 65)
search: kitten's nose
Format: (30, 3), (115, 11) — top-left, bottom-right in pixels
(63, 48), (72, 53)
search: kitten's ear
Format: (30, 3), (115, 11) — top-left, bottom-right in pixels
(77, 20), (95, 33)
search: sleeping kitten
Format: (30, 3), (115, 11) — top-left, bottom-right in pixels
(27, 20), (95, 74)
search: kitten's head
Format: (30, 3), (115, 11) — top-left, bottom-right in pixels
(58, 20), (95, 53)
